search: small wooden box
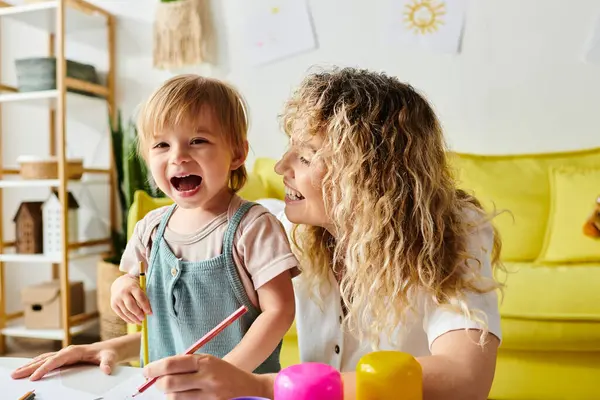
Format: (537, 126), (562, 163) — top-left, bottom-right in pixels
(22, 280), (85, 330)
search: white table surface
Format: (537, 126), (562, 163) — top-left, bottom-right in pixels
(0, 356), (143, 398)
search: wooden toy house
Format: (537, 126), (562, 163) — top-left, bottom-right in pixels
(42, 190), (80, 255)
(13, 201), (44, 254)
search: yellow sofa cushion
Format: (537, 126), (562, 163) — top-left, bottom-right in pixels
(127, 190), (173, 240)
(253, 158), (285, 199)
(491, 350), (600, 400)
(497, 261), (600, 352)
(238, 168), (272, 200)
(449, 147), (600, 261)
(537, 167), (600, 263)
(500, 317), (600, 352)
(496, 262), (600, 351)
(498, 262), (600, 321)
(281, 330), (300, 367)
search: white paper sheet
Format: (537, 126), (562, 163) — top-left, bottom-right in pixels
(0, 366), (97, 400)
(225, 0), (317, 66)
(100, 373), (164, 400)
(383, 0), (468, 54)
(584, 15), (600, 64)
(58, 364), (138, 397)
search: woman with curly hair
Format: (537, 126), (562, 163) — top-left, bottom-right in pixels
(12, 67), (503, 400)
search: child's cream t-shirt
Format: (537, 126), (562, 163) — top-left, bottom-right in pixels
(119, 195), (299, 308)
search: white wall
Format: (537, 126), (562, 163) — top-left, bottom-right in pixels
(2, 0), (600, 314)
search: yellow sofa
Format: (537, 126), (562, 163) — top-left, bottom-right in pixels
(250, 154), (600, 399)
(449, 148), (600, 400)
(127, 151), (600, 399)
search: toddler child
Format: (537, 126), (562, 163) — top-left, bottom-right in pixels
(110, 74), (297, 374)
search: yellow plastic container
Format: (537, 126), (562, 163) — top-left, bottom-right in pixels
(356, 351), (422, 400)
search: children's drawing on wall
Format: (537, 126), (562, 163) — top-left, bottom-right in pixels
(225, 0), (317, 67)
(584, 15), (600, 64)
(404, 0), (446, 35)
(384, 0), (467, 54)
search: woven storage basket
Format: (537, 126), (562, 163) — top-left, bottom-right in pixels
(17, 156), (84, 180)
(97, 260), (127, 340)
(15, 57), (100, 97)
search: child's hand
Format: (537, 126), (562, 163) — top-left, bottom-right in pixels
(110, 274), (152, 325)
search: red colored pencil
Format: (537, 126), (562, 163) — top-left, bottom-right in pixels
(131, 305), (248, 397)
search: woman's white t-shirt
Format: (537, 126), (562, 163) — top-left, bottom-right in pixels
(257, 199), (502, 372)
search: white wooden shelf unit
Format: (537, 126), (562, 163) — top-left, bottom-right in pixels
(0, 0), (117, 350)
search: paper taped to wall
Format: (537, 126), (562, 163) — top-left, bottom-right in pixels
(225, 0), (317, 66)
(383, 0), (468, 54)
(584, 15), (600, 64)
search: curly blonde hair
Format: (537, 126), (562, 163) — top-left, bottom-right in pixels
(282, 67), (503, 348)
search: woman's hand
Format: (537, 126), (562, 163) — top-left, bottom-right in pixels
(10, 342), (118, 381)
(111, 273), (152, 325)
(144, 354), (274, 400)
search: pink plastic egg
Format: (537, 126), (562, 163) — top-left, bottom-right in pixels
(274, 362), (343, 400)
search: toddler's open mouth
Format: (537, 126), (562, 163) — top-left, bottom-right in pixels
(170, 174), (202, 193)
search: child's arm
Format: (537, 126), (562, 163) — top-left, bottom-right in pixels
(111, 274), (151, 325)
(223, 269), (295, 372)
(111, 213), (157, 324)
(221, 204), (298, 371)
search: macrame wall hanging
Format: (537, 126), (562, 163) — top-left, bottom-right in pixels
(153, 0), (205, 70)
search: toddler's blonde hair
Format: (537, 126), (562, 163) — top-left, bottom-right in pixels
(282, 67), (504, 348)
(137, 74), (248, 192)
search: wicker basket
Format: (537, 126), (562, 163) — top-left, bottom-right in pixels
(97, 260), (127, 341)
(17, 156), (84, 180)
(15, 57), (100, 97)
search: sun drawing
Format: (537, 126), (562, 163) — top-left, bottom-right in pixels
(403, 0), (446, 35)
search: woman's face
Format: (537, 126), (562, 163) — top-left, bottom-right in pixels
(274, 135), (331, 230)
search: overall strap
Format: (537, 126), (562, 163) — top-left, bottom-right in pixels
(222, 201), (259, 314)
(148, 204), (178, 274)
(223, 201), (257, 258)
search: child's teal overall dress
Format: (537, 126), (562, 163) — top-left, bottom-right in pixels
(144, 202), (282, 374)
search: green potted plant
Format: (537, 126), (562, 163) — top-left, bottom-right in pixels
(97, 111), (164, 340)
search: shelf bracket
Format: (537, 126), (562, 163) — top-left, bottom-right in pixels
(5, 311), (23, 322)
(0, 84), (17, 93)
(68, 0), (110, 18)
(70, 311), (98, 326)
